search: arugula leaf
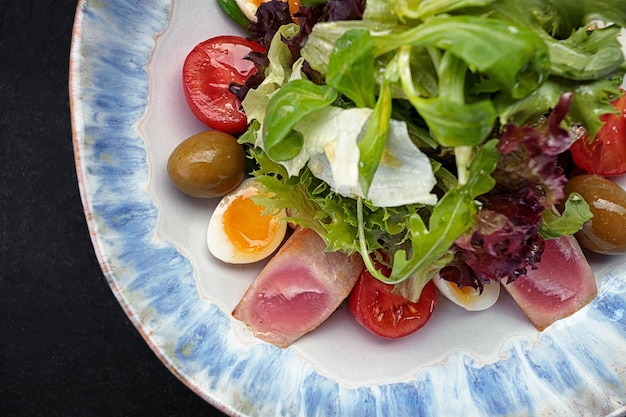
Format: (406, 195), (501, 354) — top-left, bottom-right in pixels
(540, 192), (593, 239)
(263, 79), (339, 161)
(496, 77), (624, 141)
(568, 78), (624, 141)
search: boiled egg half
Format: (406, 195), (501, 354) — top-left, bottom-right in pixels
(433, 277), (500, 311)
(235, 0), (300, 22)
(207, 178), (287, 264)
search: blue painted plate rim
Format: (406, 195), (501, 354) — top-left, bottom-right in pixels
(69, 1), (626, 416)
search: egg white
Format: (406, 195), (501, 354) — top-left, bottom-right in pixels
(207, 178), (287, 264)
(434, 277), (500, 311)
(235, 0), (261, 22)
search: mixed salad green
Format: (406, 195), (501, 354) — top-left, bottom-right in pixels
(226, 0), (625, 301)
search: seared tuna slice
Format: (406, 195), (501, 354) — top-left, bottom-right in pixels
(503, 235), (597, 330)
(233, 228), (364, 347)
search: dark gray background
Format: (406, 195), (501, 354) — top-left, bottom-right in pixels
(1, 1), (228, 415)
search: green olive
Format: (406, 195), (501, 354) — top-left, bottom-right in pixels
(563, 174), (626, 255)
(167, 130), (246, 198)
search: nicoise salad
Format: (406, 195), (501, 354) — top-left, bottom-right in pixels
(166, 0), (626, 347)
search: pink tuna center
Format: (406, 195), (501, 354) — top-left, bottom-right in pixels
(252, 266), (330, 334)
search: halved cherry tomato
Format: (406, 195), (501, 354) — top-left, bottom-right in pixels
(570, 91), (626, 176)
(349, 263), (437, 338)
(182, 35), (264, 134)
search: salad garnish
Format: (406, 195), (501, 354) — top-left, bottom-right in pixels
(235, 0), (624, 299)
(171, 0), (626, 342)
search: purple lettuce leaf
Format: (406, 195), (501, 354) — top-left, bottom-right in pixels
(241, 0), (365, 95)
(442, 95), (573, 288)
(440, 251), (490, 293)
(492, 93), (573, 207)
(453, 190), (545, 284)
(248, 0), (294, 49)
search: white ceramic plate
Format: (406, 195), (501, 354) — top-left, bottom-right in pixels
(70, 1), (626, 415)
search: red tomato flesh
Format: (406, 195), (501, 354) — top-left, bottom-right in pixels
(182, 36), (264, 134)
(349, 264), (437, 338)
(570, 91), (626, 176)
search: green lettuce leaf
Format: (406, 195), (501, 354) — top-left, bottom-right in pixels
(358, 81), (391, 195)
(540, 192), (593, 239)
(546, 25), (626, 81)
(241, 23), (302, 126)
(263, 79), (339, 161)
(326, 29), (376, 108)
(370, 139), (499, 286)
(373, 15), (550, 98)
(390, 0), (496, 20)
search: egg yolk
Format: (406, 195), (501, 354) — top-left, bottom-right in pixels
(253, 0), (300, 16)
(447, 281), (478, 301)
(222, 195), (278, 253)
